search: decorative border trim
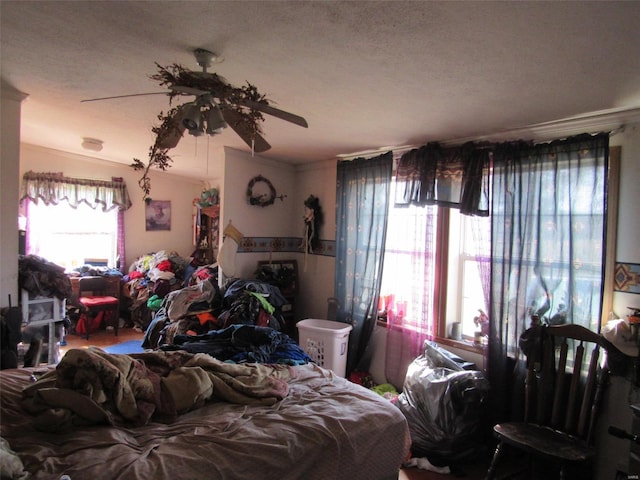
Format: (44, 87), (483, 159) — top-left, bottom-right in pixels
(237, 237), (336, 257)
(614, 262), (640, 294)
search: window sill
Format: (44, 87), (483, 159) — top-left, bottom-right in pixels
(434, 336), (486, 355)
(375, 319), (486, 355)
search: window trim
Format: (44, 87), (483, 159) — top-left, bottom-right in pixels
(601, 145), (620, 325)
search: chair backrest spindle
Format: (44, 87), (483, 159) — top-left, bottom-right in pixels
(550, 339), (568, 428)
(564, 341), (585, 434)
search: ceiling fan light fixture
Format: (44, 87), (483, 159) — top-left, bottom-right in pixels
(190, 126), (205, 137)
(181, 103), (202, 132)
(206, 104), (227, 135)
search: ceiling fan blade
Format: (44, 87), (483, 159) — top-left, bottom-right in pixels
(238, 99), (308, 128)
(155, 107), (186, 149)
(169, 85), (209, 96)
(81, 92), (168, 102)
(222, 109), (271, 153)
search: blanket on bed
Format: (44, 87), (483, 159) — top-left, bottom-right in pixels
(21, 347), (294, 432)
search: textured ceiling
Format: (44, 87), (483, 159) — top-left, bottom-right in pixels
(2, 1), (640, 179)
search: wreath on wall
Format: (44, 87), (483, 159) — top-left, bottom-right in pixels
(246, 175), (277, 207)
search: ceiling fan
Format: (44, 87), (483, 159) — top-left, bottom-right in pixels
(82, 48), (308, 153)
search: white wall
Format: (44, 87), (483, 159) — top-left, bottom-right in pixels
(218, 149), (337, 323)
(220, 147), (298, 280)
(602, 123), (640, 478)
(0, 86), (27, 308)
(19, 144), (208, 267)
(611, 124), (640, 318)
(293, 159), (337, 321)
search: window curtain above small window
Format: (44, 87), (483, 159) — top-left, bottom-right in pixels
(395, 142), (491, 216)
(20, 171), (132, 212)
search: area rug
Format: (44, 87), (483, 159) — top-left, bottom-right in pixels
(102, 340), (145, 354)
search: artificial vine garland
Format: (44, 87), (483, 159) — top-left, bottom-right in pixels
(131, 63), (271, 201)
(246, 175), (277, 207)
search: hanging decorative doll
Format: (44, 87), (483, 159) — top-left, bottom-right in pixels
(301, 195), (322, 254)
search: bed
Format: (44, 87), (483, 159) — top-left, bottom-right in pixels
(0, 349), (411, 480)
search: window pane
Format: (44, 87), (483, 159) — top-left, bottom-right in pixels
(380, 181), (437, 334)
(27, 201), (118, 270)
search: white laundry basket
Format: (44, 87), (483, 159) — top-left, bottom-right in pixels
(297, 319), (353, 377)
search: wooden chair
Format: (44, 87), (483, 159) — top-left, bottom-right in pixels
(486, 323), (612, 480)
(77, 276), (119, 339)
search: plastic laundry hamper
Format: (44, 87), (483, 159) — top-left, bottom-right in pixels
(297, 319), (353, 377)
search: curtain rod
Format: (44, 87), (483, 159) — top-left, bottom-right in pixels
(337, 106), (640, 161)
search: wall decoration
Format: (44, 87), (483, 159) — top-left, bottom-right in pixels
(235, 236), (335, 257)
(145, 200), (171, 231)
(615, 262), (640, 294)
(301, 195), (323, 254)
(246, 175), (278, 207)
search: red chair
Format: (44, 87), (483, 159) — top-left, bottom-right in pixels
(77, 276), (119, 339)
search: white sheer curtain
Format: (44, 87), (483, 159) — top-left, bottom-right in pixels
(381, 186), (438, 388)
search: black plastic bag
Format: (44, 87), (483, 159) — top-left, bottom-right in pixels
(396, 341), (490, 464)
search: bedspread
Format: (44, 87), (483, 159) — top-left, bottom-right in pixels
(22, 348), (293, 431)
(1, 363), (411, 480)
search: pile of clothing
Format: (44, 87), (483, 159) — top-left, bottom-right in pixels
(121, 251), (212, 330)
(141, 278), (291, 354)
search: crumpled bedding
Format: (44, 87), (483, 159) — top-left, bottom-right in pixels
(22, 347), (294, 432)
(1, 364), (410, 480)
(0, 436), (28, 480)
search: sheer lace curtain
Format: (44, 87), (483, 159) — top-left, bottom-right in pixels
(487, 133), (609, 424)
(382, 201), (437, 388)
(20, 172), (132, 272)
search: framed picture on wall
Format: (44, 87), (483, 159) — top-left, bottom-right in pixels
(145, 200), (171, 231)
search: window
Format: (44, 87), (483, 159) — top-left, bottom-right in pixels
(379, 197), (437, 336)
(20, 171), (131, 272)
(25, 201), (119, 271)
(380, 180), (490, 347)
(445, 210), (490, 341)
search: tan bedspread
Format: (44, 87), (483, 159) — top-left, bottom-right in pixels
(21, 347), (293, 430)
(1, 362), (410, 480)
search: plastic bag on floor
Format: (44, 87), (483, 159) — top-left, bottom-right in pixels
(396, 341), (490, 464)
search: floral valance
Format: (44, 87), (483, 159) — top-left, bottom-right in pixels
(395, 142), (491, 216)
(20, 171), (132, 211)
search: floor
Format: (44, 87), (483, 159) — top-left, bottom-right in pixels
(60, 325), (145, 355)
(399, 460), (491, 480)
(60, 328), (496, 480)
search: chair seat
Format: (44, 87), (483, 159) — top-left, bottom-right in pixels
(494, 422), (594, 463)
(79, 296), (118, 307)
